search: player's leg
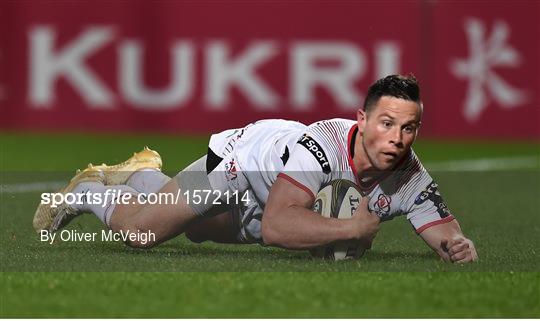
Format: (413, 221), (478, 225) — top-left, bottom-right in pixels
(112, 156), (245, 246)
(33, 147), (167, 234)
(34, 150), (222, 249)
(92, 153), (218, 248)
(185, 211), (241, 244)
(110, 152), (245, 247)
(107, 177), (198, 247)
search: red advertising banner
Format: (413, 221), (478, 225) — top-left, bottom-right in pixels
(423, 1), (540, 138)
(0, 1), (538, 138)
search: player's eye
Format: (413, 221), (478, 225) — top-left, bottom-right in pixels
(382, 120), (392, 128)
(403, 125), (415, 133)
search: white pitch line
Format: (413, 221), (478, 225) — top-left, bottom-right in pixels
(424, 156), (538, 172)
(1, 156), (538, 194)
(1, 181), (65, 194)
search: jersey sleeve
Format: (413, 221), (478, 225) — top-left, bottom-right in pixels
(277, 133), (332, 200)
(402, 168), (455, 234)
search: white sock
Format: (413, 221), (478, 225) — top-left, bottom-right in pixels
(71, 182), (138, 226)
(126, 169), (170, 195)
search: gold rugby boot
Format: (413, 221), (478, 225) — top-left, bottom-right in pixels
(95, 146), (162, 186)
(33, 165), (105, 233)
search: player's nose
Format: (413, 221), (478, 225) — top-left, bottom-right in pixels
(389, 127), (403, 147)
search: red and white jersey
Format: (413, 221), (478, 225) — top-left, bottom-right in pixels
(279, 118), (455, 233)
(208, 118), (454, 236)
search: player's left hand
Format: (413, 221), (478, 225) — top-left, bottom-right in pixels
(444, 236), (478, 263)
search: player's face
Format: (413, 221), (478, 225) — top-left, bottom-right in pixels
(357, 96), (422, 171)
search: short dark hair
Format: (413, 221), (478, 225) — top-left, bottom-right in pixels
(363, 74), (421, 113)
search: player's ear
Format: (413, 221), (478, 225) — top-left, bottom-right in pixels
(357, 109), (367, 130)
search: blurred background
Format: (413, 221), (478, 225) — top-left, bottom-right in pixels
(0, 0), (538, 139)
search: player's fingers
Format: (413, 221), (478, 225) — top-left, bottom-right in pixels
(353, 196), (368, 214)
(439, 251), (452, 263)
(451, 249), (468, 262)
(355, 197), (379, 222)
(449, 241), (469, 255)
(455, 255), (474, 264)
(359, 196), (370, 210)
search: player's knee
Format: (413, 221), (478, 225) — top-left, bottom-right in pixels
(108, 210), (132, 233)
(261, 219), (278, 246)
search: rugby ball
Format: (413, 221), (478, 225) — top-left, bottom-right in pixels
(310, 179), (366, 260)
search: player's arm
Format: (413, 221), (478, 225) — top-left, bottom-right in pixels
(419, 219), (478, 263)
(406, 174), (478, 264)
(261, 175), (379, 250)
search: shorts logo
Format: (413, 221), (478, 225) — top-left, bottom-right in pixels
(298, 134), (331, 174)
(374, 193), (391, 216)
(225, 158), (238, 181)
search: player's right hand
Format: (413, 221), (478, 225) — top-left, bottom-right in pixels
(350, 196), (380, 248)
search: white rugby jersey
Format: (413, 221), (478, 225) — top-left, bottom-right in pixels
(208, 118), (455, 234)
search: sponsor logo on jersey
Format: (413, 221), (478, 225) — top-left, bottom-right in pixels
(415, 181), (451, 218)
(374, 193), (391, 216)
(298, 134), (331, 174)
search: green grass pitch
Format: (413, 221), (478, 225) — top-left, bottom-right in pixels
(1, 132), (539, 317)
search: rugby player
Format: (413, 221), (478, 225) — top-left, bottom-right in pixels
(34, 74), (478, 263)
